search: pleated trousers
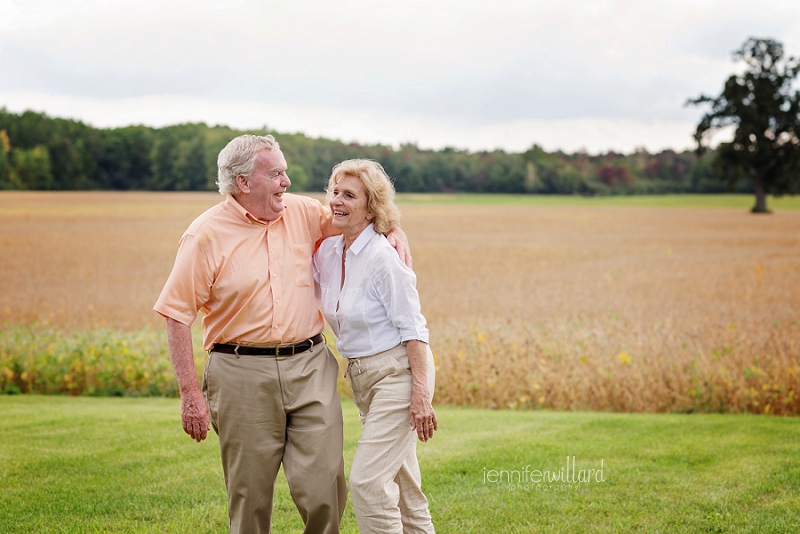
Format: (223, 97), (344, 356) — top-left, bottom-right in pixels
(203, 342), (347, 534)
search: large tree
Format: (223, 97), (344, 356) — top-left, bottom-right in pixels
(688, 38), (800, 212)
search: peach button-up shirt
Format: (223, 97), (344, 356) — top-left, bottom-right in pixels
(154, 193), (336, 350)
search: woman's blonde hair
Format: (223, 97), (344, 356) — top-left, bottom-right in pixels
(326, 159), (400, 235)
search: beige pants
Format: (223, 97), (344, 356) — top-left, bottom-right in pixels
(203, 342), (347, 534)
(346, 343), (436, 534)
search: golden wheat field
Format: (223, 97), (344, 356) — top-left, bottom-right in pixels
(2, 191), (800, 414)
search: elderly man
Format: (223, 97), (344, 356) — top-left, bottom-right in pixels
(154, 134), (410, 534)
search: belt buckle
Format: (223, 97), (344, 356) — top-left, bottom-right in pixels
(234, 345), (241, 357)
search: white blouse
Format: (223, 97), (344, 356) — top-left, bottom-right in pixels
(313, 224), (429, 358)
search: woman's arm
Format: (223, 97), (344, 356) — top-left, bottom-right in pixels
(406, 339), (437, 442)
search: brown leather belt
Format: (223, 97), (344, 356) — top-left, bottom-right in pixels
(212, 334), (324, 356)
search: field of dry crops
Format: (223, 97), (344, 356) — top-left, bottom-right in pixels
(1, 191), (799, 414)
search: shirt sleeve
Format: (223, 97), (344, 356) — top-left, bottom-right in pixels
(318, 202), (339, 242)
(153, 232), (214, 327)
(312, 246), (322, 305)
(372, 251), (429, 344)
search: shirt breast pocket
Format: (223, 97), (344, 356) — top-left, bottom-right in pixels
(290, 243), (313, 287)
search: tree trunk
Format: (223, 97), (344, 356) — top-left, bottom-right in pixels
(752, 173), (770, 213)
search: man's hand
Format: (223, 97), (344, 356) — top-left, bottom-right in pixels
(181, 388), (210, 442)
(165, 316), (209, 443)
(386, 226), (412, 268)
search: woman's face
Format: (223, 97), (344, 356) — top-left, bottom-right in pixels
(329, 174), (373, 238)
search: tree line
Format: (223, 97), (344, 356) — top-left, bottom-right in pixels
(0, 107), (743, 195)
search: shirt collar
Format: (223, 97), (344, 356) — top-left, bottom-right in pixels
(347, 223), (377, 256)
(225, 193), (286, 226)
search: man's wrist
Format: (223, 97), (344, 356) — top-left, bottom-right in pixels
(411, 383), (429, 395)
(178, 379), (202, 397)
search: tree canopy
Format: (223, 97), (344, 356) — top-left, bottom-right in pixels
(1, 108), (733, 196)
(688, 37), (800, 212)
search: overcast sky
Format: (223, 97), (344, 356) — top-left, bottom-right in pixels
(2, 0), (799, 154)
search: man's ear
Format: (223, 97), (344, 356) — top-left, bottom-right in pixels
(236, 174), (249, 193)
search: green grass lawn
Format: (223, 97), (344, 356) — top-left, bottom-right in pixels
(395, 193), (800, 210)
(1, 396), (799, 533)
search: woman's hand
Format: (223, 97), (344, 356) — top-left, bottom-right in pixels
(410, 388), (438, 442)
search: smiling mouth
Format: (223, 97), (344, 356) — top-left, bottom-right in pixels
(333, 210), (347, 216)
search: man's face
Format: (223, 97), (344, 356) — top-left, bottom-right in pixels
(242, 148), (291, 221)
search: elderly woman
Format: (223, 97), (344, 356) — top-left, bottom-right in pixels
(313, 159), (437, 533)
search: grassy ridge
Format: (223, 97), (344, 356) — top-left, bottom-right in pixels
(4, 321), (800, 416)
(0, 323), (193, 396)
(0, 323), (354, 399)
(1, 396), (799, 533)
(395, 193), (800, 209)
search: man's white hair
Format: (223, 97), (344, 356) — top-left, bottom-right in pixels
(216, 134), (281, 195)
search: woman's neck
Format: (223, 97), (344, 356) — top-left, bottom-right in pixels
(342, 222), (370, 252)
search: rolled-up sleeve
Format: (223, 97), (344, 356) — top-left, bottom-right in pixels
(374, 260), (429, 344)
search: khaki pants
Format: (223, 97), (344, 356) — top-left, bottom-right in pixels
(203, 342), (346, 534)
(347, 343), (436, 534)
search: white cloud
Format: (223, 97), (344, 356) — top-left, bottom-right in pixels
(1, 0), (798, 152)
